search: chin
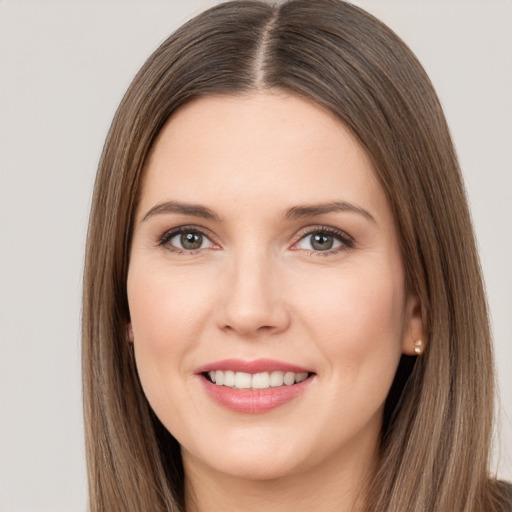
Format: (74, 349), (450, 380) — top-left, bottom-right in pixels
(182, 431), (310, 482)
(206, 454), (304, 482)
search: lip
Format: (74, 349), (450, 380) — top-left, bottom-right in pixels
(195, 358), (311, 374)
(195, 358), (315, 414)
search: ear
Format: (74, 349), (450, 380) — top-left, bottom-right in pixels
(127, 322), (134, 343)
(401, 292), (426, 356)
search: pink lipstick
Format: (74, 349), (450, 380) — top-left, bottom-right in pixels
(195, 358), (315, 414)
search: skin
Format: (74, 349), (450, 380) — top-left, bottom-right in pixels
(127, 92), (424, 512)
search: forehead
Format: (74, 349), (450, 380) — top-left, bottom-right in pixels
(139, 92), (389, 221)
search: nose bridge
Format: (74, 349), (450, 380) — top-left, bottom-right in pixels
(218, 243), (288, 336)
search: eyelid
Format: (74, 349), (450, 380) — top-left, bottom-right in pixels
(157, 224), (220, 251)
(290, 225), (355, 252)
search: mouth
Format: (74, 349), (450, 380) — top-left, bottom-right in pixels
(196, 359), (315, 414)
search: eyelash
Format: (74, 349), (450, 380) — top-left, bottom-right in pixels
(157, 225), (216, 254)
(293, 226), (354, 256)
(157, 225), (354, 255)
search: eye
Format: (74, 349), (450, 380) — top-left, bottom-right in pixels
(293, 228), (353, 253)
(159, 227), (216, 252)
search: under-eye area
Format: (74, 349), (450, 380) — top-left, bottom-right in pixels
(204, 370), (315, 389)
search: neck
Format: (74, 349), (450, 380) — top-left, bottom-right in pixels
(183, 440), (377, 512)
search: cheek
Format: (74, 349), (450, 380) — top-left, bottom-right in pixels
(291, 261), (406, 378)
(128, 262), (213, 346)
(291, 264), (406, 445)
(126, 262), (216, 404)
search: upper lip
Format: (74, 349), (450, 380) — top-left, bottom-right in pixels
(195, 358), (312, 375)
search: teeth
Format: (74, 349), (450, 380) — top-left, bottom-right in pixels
(235, 372), (252, 389)
(252, 372), (270, 389)
(223, 370), (235, 387)
(283, 372), (295, 385)
(207, 370), (310, 389)
(270, 371), (284, 387)
(295, 372), (308, 383)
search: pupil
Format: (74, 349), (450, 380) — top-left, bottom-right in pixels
(181, 232), (202, 250)
(312, 233), (333, 251)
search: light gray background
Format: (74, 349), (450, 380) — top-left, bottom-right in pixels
(0, 1), (510, 511)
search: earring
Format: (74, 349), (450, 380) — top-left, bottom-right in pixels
(414, 339), (423, 355)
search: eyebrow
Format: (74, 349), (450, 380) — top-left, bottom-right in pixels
(285, 201), (376, 224)
(142, 201), (220, 222)
(142, 199), (376, 224)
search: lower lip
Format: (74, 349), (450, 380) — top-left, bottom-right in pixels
(199, 375), (314, 414)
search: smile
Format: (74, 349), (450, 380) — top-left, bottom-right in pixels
(196, 359), (315, 414)
(206, 370), (310, 389)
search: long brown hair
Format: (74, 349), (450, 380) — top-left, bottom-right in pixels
(82, 1), (508, 510)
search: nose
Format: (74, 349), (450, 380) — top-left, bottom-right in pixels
(215, 248), (291, 338)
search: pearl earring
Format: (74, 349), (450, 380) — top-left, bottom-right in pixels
(413, 339), (423, 355)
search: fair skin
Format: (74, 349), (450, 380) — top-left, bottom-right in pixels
(127, 92), (424, 512)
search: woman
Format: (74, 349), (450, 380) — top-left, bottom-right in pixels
(82, 0), (511, 510)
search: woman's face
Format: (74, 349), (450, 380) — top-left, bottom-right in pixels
(127, 93), (423, 482)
